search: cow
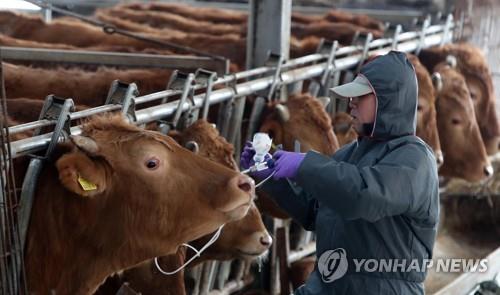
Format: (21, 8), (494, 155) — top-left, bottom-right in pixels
(95, 119), (271, 295)
(407, 54), (443, 166)
(22, 114), (255, 294)
(0, 32), (175, 56)
(432, 62), (493, 182)
(168, 120), (272, 263)
(419, 43), (500, 155)
(119, 2), (384, 33)
(119, 2), (247, 25)
(258, 94), (339, 155)
(0, 11), (248, 68)
(253, 94), (339, 220)
(5, 98), (89, 124)
(291, 21), (383, 44)
(3, 62), (173, 107)
(97, 8), (245, 36)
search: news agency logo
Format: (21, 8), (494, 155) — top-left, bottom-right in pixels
(318, 248), (349, 283)
(318, 248), (489, 284)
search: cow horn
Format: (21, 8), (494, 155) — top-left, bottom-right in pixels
(275, 104), (290, 122)
(445, 55), (457, 68)
(317, 96), (331, 108)
(70, 135), (99, 155)
(431, 72), (443, 93)
(184, 141), (199, 154)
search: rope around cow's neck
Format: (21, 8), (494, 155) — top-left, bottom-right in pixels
(154, 224), (225, 275)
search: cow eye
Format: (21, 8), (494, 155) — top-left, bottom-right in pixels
(451, 118), (461, 125)
(145, 158), (160, 170)
(417, 104), (423, 111)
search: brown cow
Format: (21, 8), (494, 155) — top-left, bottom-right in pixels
(0, 32), (175, 56)
(432, 63), (493, 182)
(419, 43), (500, 155)
(168, 120), (272, 262)
(291, 21), (383, 44)
(98, 8), (245, 36)
(259, 94), (339, 154)
(255, 94), (339, 219)
(97, 120), (271, 295)
(407, 54), (443, 166)
(0, 11), (247, 67)
(120, 2), (383, 32)
(24, 115), (254, 294)
(119, 2), (248, 25)
(5, 98), (89, 124)
(3, 62), (173, 107)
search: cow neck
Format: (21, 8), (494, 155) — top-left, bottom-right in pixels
(24, 163), (177, 295)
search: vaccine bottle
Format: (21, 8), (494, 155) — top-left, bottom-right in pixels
(252, 133), (272, 164)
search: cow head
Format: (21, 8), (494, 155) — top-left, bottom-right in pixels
(420, 44), (500, 155)
(55, 115), (254, 257)
(259, 93), (339, 155)
(432, 64), (493, 182)
(168, 119), (238, 170)
(407, 54), (443, 166)
(169, 119), (272, 260)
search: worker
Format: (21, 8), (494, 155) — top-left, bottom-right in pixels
(241, 51), (439, 294)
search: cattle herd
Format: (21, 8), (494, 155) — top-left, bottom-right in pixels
(0, 2), (499, 295)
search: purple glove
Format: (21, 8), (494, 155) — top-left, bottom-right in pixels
(272, 150), (306, 180)
(240, 142), (274, 180)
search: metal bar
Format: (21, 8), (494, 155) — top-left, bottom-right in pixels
(277, 227), (291, 295)
(7, 25), (450, 157)
(288, 242), (317, 264)
(0, 47), (228, 76)
(246, 0), (291, 69)
(7, 21), (453, 136)
(207, 275), (254, 295)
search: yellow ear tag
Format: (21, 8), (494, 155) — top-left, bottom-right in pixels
(78, 176), (97, 191)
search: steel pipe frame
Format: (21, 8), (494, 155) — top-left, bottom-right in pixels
(8, 23), (451, 158)
(7, 21), (451, 137)
(0, 47), (229, 76)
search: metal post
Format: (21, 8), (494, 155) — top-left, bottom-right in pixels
(42, 3), (52, 23)
(247, 0), (291, 101)
(246, 0), (291, 69)
(392, 25), (403, 50)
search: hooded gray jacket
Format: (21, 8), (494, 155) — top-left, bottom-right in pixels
(262, 51), (439, 295)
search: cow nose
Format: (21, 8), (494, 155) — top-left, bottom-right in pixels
(260, 233), (273, 247)
(435, 150), (444, 167)
(236, 175), (255, 194)
(484, 165), (494, 177)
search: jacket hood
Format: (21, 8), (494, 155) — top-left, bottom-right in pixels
(360, 51), (418, 139)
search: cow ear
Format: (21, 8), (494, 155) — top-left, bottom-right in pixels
(260, 120), (284, 147)
(56, 150), (107, 197)
(445, 55), (457, 68)
(275, 104), (290, 122)
(167, 130), (182, 143)
(431, 72), (443, 94)
(184, 141), (199, 154)
(70, 135), (99, 155)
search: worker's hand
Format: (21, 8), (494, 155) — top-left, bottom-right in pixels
(272, 150), (306, 180)
(240, 142), (274, 180)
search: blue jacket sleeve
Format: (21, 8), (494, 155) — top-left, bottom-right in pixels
(296, 143), (438, 222)
(260, 179), (317, 231)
